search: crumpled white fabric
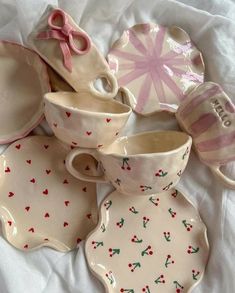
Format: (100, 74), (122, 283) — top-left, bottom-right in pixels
(0, 0), (234, 292)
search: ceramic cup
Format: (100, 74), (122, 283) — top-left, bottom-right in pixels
(65, 130), (192, 196)
(176, 81), (235, 189)
(28, 6), (118, 99)
(44, 90), (132, 148)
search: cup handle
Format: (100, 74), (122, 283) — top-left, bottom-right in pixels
(65, 148), (107, 183)
(210, 165), (235, 189)
(89, 71), (118, 99)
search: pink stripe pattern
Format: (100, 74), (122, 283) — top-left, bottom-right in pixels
(108, 24), (204, 115)
(190, 113), (217, 137)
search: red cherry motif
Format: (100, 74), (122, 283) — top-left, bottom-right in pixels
(66, 111), (71, 117)
(70, 146), (75, 150)
(24, 244), (28, 249)
(8, 192), (14, 197)
(15, 144), (21, 149)
(85, 166), (90, 171)
(26, 160), (31, 164)
(77, 238), (82, 244)
(82, 187), (87, 192)
(64, 222), (69, 227)
(64, 200), (70, 206)
(25, 206), (30, 212)
(28, 227), (34, 233)
(5, 167), (10, 173)
(106, 118), (111, 123)
(7, 221), (12, 226)
(46, 169), (51, 175)
(43, 189), (48, 195)
(44, 213), (50, 218)
(44, 145), (49, 149)
(86, 131), (92, 136)
(63, 179), (69, 184)
(30, 178), (36, 183)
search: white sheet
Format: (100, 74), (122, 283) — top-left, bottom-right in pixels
(0, 0), (234, 292)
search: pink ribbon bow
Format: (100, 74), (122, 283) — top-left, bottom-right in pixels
(37, 9), (91, 72)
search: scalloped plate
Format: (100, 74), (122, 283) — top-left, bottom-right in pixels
(0, 136), (98, 251)
(107, 23), (205, 116)
(85, 189), (209, 293)
(0, 41), (50, 144)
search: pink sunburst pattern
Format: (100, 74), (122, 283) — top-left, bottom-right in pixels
(107, 23), (205, 115)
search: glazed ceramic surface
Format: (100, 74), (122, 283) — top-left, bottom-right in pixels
(44, 91), (132, 148)
(176, 82), (235, 189)
(107, 23), (205, 115)
(0, 41), (50, 144)
(66, 131), (192, 195)
(85, 189), (209, 293)
(47, 66), (74, 92)
(28, 6), (118, 99)
(0, 136), (98, 251)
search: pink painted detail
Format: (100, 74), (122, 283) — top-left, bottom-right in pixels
(196, 130), (235, 152)
(190, 113), (217, 137)
(180, 85), (221, 119)
(37, 9), (91, 72)
(115, 25), (194, 112)
(225, 101), (235, 113)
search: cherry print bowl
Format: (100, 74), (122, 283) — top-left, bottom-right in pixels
(66, 130), (192, 196)
(85, 189), (209, 293)
(44, 91), (132, 148)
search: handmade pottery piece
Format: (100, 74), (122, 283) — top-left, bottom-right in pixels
(0, 136), (98, 251)
(107, 23), (205, 115)
(28, 6), (118, 99)
(44, 90), (132, 148)
(47, 66), (74, 92)
(0, 41), (50, 144)
(66, 131), (192, 196)
(85, 189), (209, 293)
(176, 82), (235, 189)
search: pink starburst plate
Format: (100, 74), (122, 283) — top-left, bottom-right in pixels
(107, 23), (205, 116)
(85, 189), (209, 293)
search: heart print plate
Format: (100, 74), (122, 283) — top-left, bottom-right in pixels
(107, 23), (205, 115)
(0, 136), (97, 251)
(85, 189), (209, 293)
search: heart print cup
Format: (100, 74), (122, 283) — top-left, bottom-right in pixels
(176, 81), (235, 189)
(44, 91), (132, 148)
(65, 131), (192, 196)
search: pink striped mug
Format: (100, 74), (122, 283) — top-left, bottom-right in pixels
(176, 82), (235, 189)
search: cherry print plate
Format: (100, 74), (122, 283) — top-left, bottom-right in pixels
(107, 23), (205, 115)
(0, 136), (97, 251)
(0, 41), (50, 144)
(85, 189), (209, 293)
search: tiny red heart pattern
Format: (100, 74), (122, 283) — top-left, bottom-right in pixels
(0, 136), (97, 251)
(66, 111), (71, 118)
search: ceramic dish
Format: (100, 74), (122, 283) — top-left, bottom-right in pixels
(85, 189), (209, 293)
(0, 41), (50, 144)
(107, 23), (205, 115)
(0, 136), (98, 251)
